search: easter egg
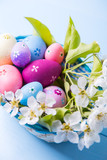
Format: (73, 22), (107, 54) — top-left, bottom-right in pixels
(22, 59), (62, 87)
(11, 42), (31, 68)
(44, 86), (66, 108)
(21, 82), (43, 105)
(0, 33), (16, 65)
(45, 43), (64, 64)
(0, 65), (23, 94)
(23, 36), (46, 61)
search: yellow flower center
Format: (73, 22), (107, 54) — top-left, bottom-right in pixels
(30, 110), (36, 119)
(39, 103), (47, 111)
(62, 123), (72, 131)
(84, 125), (91, 134)
(10, 99), (19, 108)
(3, 34), (11, 39)
(96, 112), (104, 120)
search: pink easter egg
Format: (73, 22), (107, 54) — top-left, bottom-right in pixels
(45, 43), (64, 64)
(22, 59), (62, 87)
(0, 65), (23, 94)
(44, 86), (66, 108)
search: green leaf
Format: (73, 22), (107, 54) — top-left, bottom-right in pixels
(64, 17), (80, 54)
(66, 41), (100, 64)
(90, 55), (102, 83)
(33, 29), (40, 36)
(25, 17), (56, 46)
(91, 90), (103, 101)
(54, 108), (68, 121)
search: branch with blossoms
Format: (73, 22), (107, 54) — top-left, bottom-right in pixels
(0, 17), (107, 151)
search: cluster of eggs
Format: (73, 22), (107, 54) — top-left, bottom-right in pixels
(0, 33), (66, 108)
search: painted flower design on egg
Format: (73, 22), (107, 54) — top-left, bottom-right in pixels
(61, 98), (65, 104)
(50, 76), (57, 82)
(29, 87), (36, 94)
(0, 69), (6, 76)
(54, 89), (62, 96)
(31, 65), (39, 72)
(14, 51), (20, 58)
(34, 48), (41, 56)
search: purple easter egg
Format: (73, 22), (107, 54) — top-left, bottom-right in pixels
(11, 42), (31, 68)
(22, 59), (62, 87)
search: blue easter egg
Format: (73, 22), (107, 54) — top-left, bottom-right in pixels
(20, 82), (43, 105)
(23, 36), (47, 61)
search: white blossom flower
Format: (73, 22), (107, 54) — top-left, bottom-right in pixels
(4, 89), (23, 117)
(78, 120), (100, 150)
(52, 111), (82, 143)
(36, 91), (56, 116)
(71, 77), (97, 108)
(95, 89), (107, 107)
(19, 96), (42, 125)
(87, 106), (107, 133)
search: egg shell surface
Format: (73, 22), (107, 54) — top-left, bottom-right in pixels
(45, 43), (64, 64)
(11, 42), (31, 68)
(21, 82), (43, 105)
(23, 36), (46, 61)
(44, 86), (66, 108)
(0, 65), (23, 94)
(0, 33), (16, 65)
(22, 59), (62, 87)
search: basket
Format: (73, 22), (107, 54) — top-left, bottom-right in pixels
(14, 35), (91, 142)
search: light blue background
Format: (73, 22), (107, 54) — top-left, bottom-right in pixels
(0, 0), (107, 160)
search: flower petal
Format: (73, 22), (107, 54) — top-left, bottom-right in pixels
(70, 85), (79, 95)
(45, 96), (56, 107)
(27, 96), (39, 109)
(78, 77), (87, 90)
(15, 89), (23, 101)
(4, 103), (12, 113)
(72, 123), (81, 131)
(11, 107), (18, 117)
(86, 85), (98, 97)
(81, 120), (87, 131)
(45, 108), (56, 115)
(67, 131), (79, 143)
(20, 107), (29, 116)
(54, 131), (66, 143)
(28, 117), (39, 125)
(69, 111), (82, 125)
(64, 114), (71, 124)
(19, 117), (28, 125)
(36, 91), (46, 104)
(52, 120), (62, 132)
(5, 91), (14, 101)
(78, 138), (84, 151)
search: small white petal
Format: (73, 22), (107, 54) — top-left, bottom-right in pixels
(75, 95), (89, 108)
(86, 85), (98, 97)
(11, 107), (18, 117)
(64, 114), (71, 124)
(78, 138), (84, 151)
(28, 117), (39, 125)
(45, 108), (56, 115)
(67, 131), (79, 143)
(69, 111), (82, 125)
(5, 91), (14, 101)
(81, 120), (87, 131)
(20, 107), (29, 116)
(15, 89), (23, 101)
(70, 85), (79, 95)
(94, 76), (106, 89)
(72, 123), (81, 131)
(54, 131), (66, 143)
(78, 77), (87, 90)
(19, 117), (28, 125)
(45, 96), (56, 107)
(36, 91), (46, 104)
(4, 103), (12, 113)
(52, 120), (62, 132)
(27, 96), (39, 109)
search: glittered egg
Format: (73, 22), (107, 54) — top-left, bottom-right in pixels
(0, 65), (23, 94)
(45, 43), (64, 64)
(0, 33), (16, 65)
(44, 86), (66, 108)
(22, 59), (62, 87)
(23, 36), (46, 61)
(11, 42), (31, 68)
(21, 82), (43, 105)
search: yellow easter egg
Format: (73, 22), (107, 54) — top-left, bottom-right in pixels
(0, 33), (16, 65)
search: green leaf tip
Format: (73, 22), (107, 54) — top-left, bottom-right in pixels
(25, 17), (56, 46)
